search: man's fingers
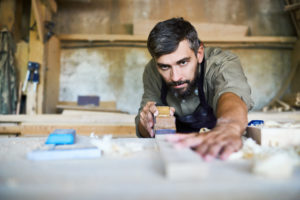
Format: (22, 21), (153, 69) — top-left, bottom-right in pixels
(174, 134), (205, 148)
(170, 107), (175, 116)
(219, 145), (235, 160)
(166, 133), (197, 142)
(206, 140), (229, 158)
(149, 129), (154, 138)
(149, 103), (158, 116)
(219, 139), (242, 160)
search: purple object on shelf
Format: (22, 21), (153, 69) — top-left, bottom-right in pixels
(77, 95), (100, 106)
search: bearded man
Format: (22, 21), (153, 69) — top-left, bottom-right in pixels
(135, 17), (254, 160)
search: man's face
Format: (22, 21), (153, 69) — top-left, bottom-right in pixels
(156, 40), (204, 98)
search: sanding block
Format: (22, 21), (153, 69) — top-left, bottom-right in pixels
(45, 129), (76, 145)
(154, 106), (176, 134)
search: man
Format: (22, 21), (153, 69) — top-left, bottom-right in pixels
(135, 17), (254, 160)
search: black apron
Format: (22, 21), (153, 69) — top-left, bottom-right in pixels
(160, 58), (217, 133)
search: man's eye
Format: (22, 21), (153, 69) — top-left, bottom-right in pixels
(160, 65), (170, 70)
(179, 60), (187, 65)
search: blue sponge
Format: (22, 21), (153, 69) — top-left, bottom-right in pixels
(45, 129), (76, 145)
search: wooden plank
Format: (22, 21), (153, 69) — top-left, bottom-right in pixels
(46, 0), (57, 13)
(27, 5), (45, 114)
(0, 123), (21, 134)
(21, 123), (136, 137)
(248, 111), (300, 121)
(32, 0), (45, 42)
(284, 2), (300, 12)
(58, 101), (117, 110)
(285, 0), (300, 37)
(0, 113), (136, 124)
(56, 105), (125, 113)
(44, 36), (60, 113)
(134, 21), (249, 37)
(282, 92), (300, 107)
(0, 0), (16, 31)
(58, 34), (147, 42)
(57, 33), (297, 44)
(247, 125), (300, 147)
(155, 134), (208, 180)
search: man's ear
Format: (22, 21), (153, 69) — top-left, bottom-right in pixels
(196, 44), (204, 63)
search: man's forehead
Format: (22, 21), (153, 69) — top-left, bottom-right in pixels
(156, 40), (194, 65)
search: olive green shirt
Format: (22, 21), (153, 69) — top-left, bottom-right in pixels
(135, 47), (254, 137)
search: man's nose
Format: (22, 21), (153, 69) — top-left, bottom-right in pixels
(170, 67), (181, 82)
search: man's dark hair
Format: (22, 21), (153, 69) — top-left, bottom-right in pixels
(147, 17), (200, 59)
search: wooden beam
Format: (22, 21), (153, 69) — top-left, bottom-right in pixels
(0, 123), (21, 134)
(58, 34), (297, 44)
(28, 5), (45, 115)
(32, 0), (45, 42)
(285, 0), (300, 37)
(284, 2), (300, 12)
(58, 101), (117, 110)
(58, 34), (147, 42)
(20, 123), (136, 136)
(56, 105), (126, 113)
(46, 0), (57, 13)
(44, 36), (60, 113)
(134, 21), (249, 38)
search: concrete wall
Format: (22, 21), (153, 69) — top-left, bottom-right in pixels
(59, 47), (292, 114)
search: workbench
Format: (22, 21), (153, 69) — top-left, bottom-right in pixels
(0, 136), (299, 200)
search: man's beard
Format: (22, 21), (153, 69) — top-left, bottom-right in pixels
(167, 68), (198, 99)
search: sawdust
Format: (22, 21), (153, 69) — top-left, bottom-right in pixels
(229, 137), (300, 179)
(90, 133), (152, 156)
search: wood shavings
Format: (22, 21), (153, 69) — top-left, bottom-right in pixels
(264, 120), (300, 128)
(90, 134), (144, 156)
(252, 152), (298, 179)
(229, 137), (300, 179)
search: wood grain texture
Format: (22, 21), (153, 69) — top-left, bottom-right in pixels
(44, 36), (60, 113)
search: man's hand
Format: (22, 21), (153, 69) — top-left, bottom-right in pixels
(138, 101), (158, 137)
(166, 120), (243, 161)
(138, 102), (175, 138)
(167, 92), (248, 160)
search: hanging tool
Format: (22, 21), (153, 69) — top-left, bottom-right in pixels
(22, 62), (40, 92)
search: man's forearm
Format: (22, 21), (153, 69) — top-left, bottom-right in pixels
(215, 92), (248, 136)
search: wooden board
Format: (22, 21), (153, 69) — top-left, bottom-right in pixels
(58, 33), (297, 44)
(56, 101), (124, 113)
(134, 20), (249, 38)
(247, 124), (300, 147)
(0, 123), (20, 134)
(248, 111), (300, 121)
(155, 134), (208, 180)
(44, 36), (61, 113)
(0, 113), (136, 136)
(0, 113), (135, 124)
(28, 5), (45, 114)
(21, 123), (136, 137)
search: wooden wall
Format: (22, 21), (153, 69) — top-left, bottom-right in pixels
(54, 0), (296, 36)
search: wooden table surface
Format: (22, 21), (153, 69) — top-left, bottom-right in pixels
(0, 136), (299, 200)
